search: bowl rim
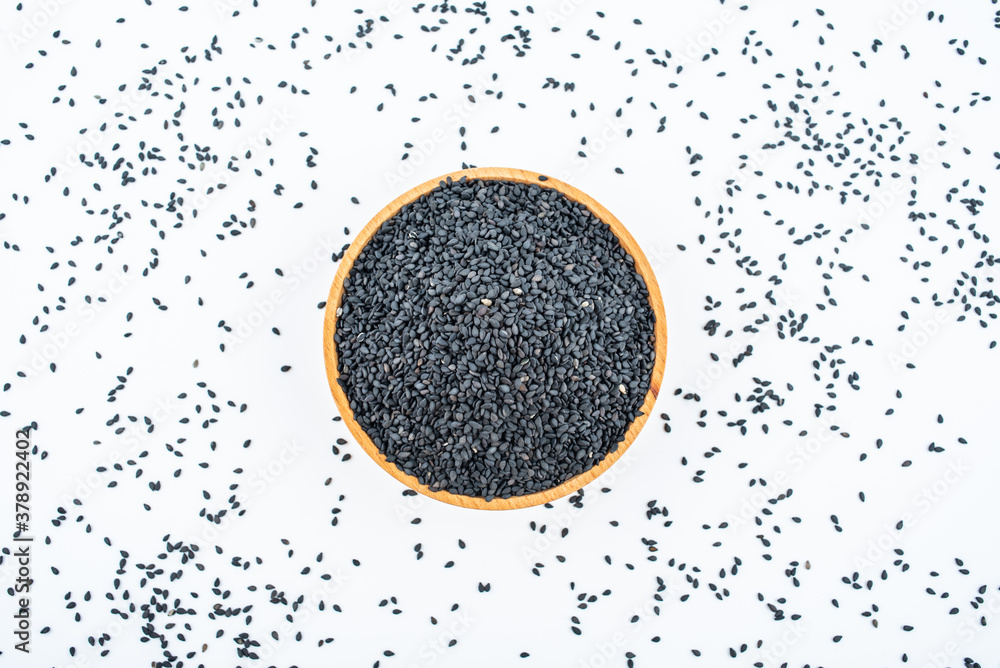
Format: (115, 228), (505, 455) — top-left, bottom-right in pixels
(323, 167), (668, 510)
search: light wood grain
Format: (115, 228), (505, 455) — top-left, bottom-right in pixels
(323, 167), (668, 510)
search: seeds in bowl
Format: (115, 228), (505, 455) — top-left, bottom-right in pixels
(334, 176), (656, 501)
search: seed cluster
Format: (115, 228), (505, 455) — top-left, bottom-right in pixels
(335, 177), (656, 500)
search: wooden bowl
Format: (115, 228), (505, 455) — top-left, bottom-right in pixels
(323, 167), (667, 510)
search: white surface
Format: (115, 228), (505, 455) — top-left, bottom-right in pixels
(0, 1), (998, 667)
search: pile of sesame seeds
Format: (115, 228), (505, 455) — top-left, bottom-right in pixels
(334, 176), (656, 500)
(0, 1), (997, 666)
